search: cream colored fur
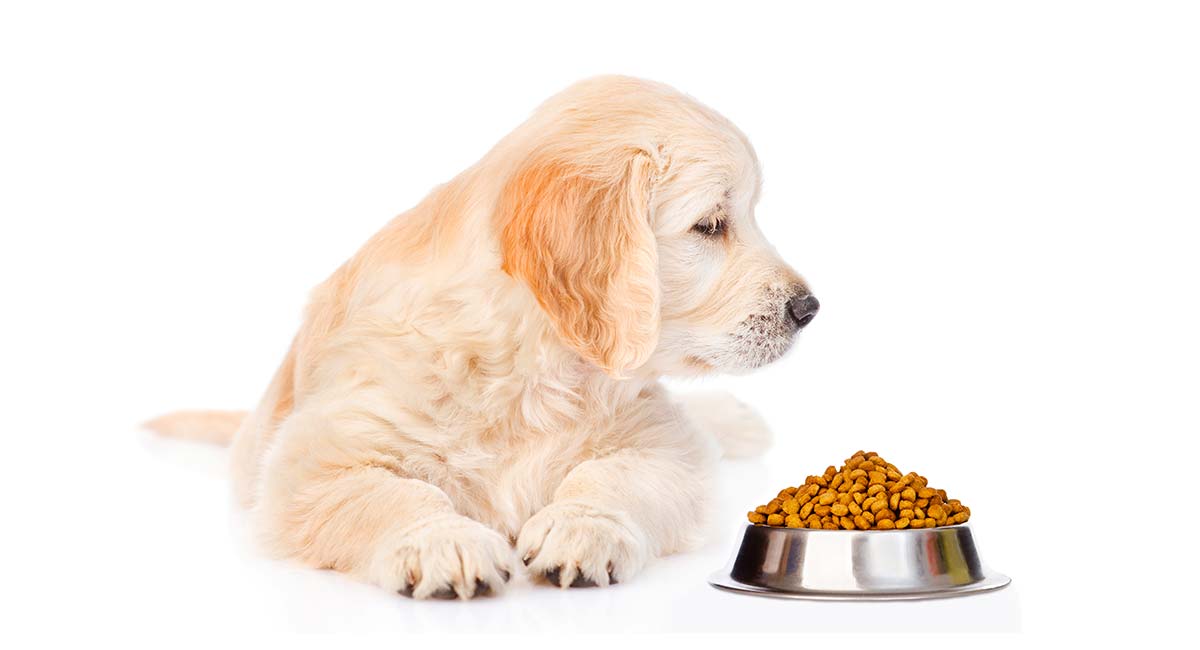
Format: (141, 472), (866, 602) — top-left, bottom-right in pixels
(149, 76), (812, 599)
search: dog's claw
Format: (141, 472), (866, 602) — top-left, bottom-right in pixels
(569, 575), (598, 588)
(474, 578), (492, 597)
(540, 566), (606, 588)
(429, 586), (458, 600)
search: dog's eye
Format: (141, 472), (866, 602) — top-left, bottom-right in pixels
(691, 219), (726, 237)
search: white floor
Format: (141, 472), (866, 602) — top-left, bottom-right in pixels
(64, 433), (1019, 635)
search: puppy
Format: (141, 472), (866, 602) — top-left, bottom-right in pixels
(149, 76), (817, 599)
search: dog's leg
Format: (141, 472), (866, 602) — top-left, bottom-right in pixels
(252, 409), (514, 599)
(516, 392), (719, 587)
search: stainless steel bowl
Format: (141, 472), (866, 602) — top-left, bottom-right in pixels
(709, 523), (1010, 600)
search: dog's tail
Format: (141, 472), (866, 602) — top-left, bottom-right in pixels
(143, 410), (247, 446)
(674, 391), (773, 459)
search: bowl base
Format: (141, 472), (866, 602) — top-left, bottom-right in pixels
(708, 569), (1011, 601)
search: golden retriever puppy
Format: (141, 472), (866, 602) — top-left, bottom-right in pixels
(148, 76), (817, 599)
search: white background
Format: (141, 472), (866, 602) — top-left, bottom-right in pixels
(2, 0), (1197, 643)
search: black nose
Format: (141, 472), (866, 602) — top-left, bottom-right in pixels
(787, 293), (820, 330)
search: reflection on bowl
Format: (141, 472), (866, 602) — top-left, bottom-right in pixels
(709, 523), (1010, 600)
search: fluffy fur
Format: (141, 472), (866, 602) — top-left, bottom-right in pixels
(149, 76), (815, 599)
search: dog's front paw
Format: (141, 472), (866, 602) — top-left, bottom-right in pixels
(516, 502), (650, 588)
(368, 514), (514, 599)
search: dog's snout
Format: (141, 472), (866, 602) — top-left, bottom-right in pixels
(786, 292), (819, 330)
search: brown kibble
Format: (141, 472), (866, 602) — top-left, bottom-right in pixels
(748, 453), (972, 530)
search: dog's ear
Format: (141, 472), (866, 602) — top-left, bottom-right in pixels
(499, 148), (660, 377)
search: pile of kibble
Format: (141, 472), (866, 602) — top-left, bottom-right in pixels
(748, 451), (970, 530)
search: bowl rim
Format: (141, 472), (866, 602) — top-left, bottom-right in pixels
(741, 522), (971, 534)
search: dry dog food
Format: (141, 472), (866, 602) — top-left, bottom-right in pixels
(748, 451), (970, 530)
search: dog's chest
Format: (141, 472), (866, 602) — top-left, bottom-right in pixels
(432, 406), (613, 538)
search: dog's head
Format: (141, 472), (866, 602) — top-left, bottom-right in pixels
(497, 76), (816, 378)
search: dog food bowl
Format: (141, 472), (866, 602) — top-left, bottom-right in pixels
(709, 523), (1010, 600)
